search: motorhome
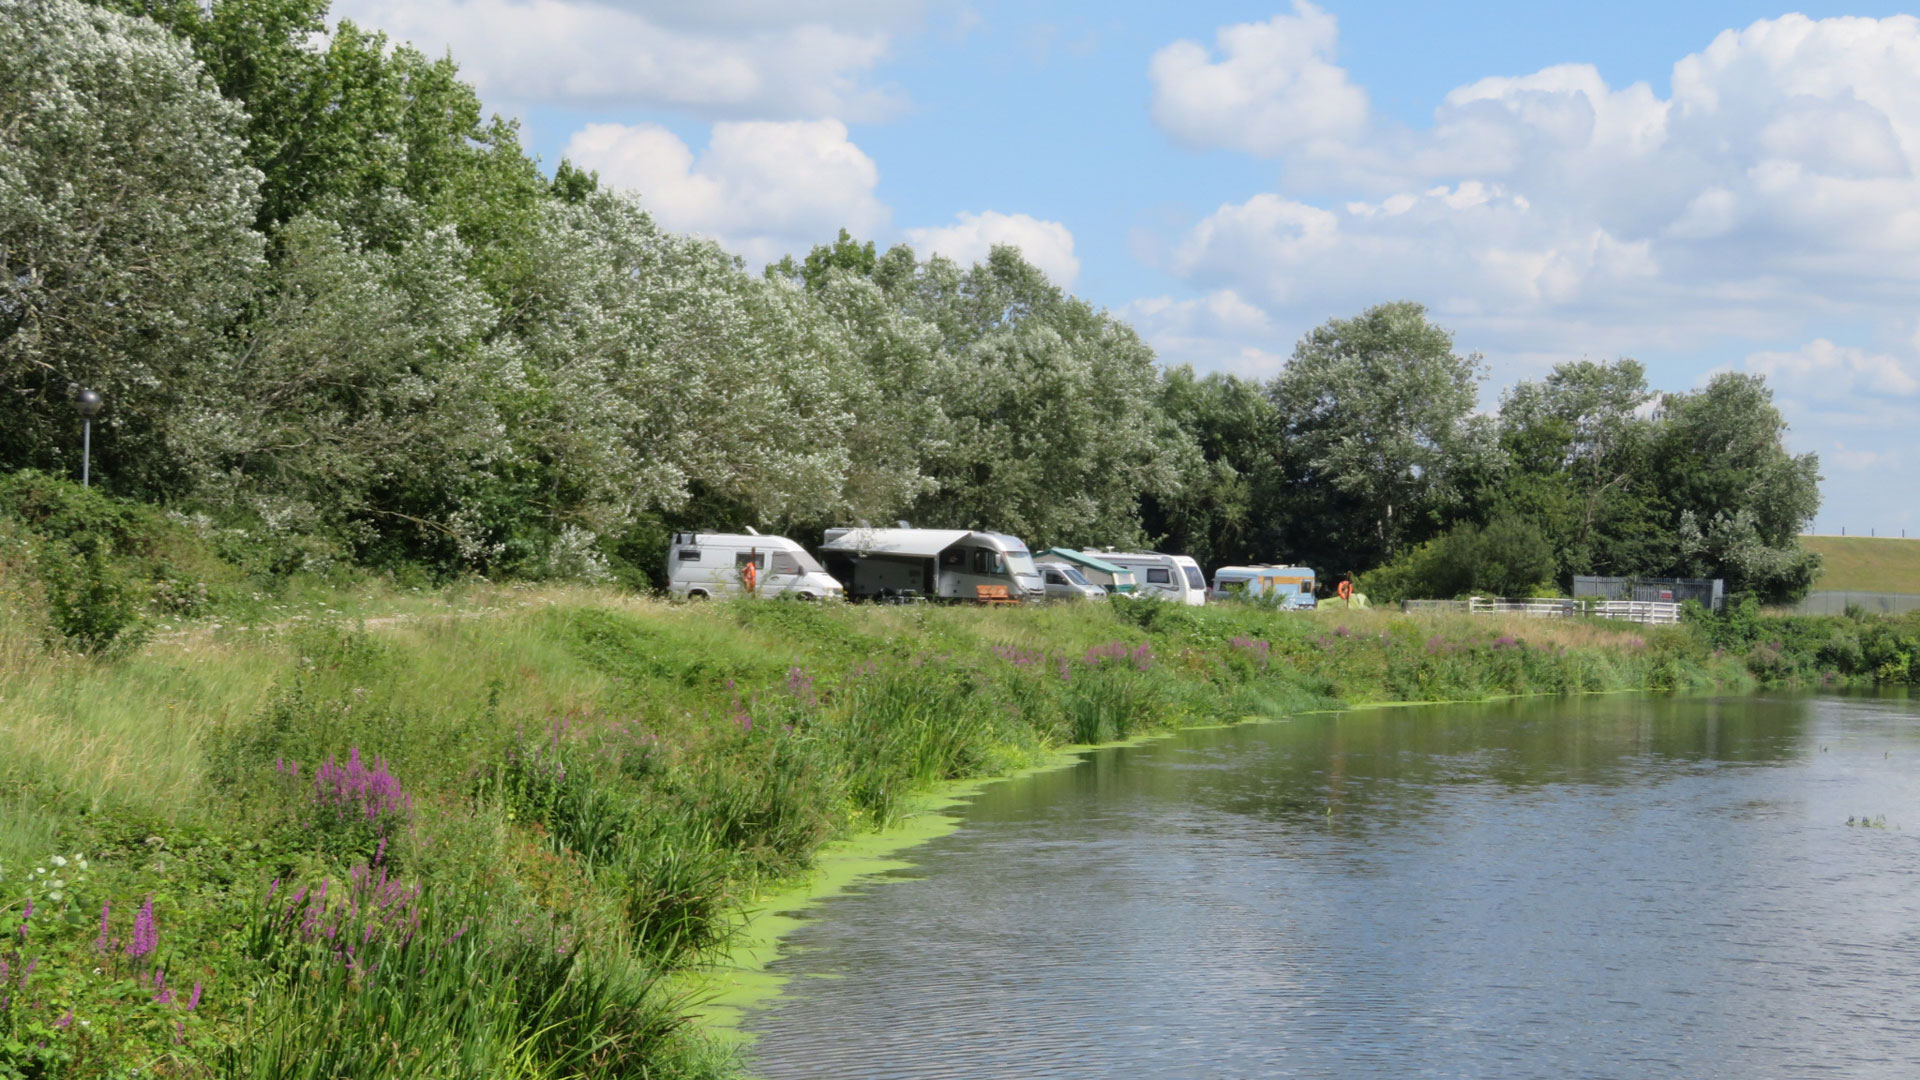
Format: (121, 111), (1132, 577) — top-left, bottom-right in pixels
(665, 531), (844, 600)
(1212, 565), (1317, 609)
(1094, 551), (1208, 605)
(1036, 547), (1138, 594)
(1035, 561), (1107, 601)
(819, 527), (1044, 602)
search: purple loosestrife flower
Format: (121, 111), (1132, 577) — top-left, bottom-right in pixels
(127, 895), (158, 959)
(187, 981), (202, 1011)
(18, 898), (30, 940)
(94, 900), (111, 953)
(785, 666), (817, 705)
(54, 1009), (73, 1029)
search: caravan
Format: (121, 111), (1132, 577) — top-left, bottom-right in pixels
(1094, 551), (1208, 605)
(819, 527), (1045, 603)
(666, 532), (844, 600)
(1212, 565), (1317, 609)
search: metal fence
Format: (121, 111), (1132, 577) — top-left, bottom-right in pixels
(1401, 596), (1682, 625)
(1787, 590), (1920, 616)
(1573, 575), (1724, 612)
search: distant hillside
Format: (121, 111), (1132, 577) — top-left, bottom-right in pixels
(1803, 535), (1920, 594)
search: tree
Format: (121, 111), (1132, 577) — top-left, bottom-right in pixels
(1497, 359), (1666, 577)
(889, 247), (1184, 547)
(0, 0), (264, 492)
(1653, 373), (1821, 600)
(1265, 302), (1497, 574)
(1142, 368), (1273, 567)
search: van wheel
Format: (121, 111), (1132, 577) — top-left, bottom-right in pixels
(796, 592), (817, 602)
(687, 589), (711, 601)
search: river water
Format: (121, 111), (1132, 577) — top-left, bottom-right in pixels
(740, 692), (1920, 1079)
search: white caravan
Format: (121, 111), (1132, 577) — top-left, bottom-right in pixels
(666, 531), (844, 600)
(1095, 551), (1208, 605)
(1211, 565), (1317, 609)
(819, 527), (1045, 602)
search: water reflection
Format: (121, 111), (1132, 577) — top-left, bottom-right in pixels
(743, 693), (1920, 1079)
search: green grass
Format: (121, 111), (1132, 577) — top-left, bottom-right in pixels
(1803, 535), (1920, 594)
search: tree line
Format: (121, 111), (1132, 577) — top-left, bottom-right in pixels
(0, 0), (1822, 599)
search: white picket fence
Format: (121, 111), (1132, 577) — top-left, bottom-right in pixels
(1402, 596), (1681, 626)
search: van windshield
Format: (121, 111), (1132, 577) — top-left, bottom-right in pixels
(1059, 565), (1092, 586)
(781, 549), (824, 573)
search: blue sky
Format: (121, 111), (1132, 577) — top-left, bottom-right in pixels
(337, 0), (1920, 537)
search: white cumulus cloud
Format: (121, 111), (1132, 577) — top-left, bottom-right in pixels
(566, 119), (889, 266)
(906, 211), (1081, 288)
(333, 0), (911, 118)
(1148, 1), (1368, 156)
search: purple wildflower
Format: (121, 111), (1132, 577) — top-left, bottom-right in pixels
(311, 748), (413, 829)
(1334, 625), (1351, 638)
(127, 896), (158, 959)
(94, 900), (111, 953)
(1493, 635), (1518, 649)
(54, 1009), (73, 1029)
(785, 666), (818, 705)
(18, 898), (30, 940)
(187, 981), (203, 1011)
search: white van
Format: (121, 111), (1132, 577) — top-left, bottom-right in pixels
(1035, 561), (1107, 601)
(1212, 565), (1317, 609)
(1095, 551), (1208, 605)
(666, 531), (844, 600)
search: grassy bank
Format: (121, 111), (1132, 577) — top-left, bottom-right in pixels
(1801, 534), (1920, 594)
(6, 578), (1920, 1077)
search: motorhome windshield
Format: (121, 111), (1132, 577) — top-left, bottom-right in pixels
(1006, 553), (1039, 579)
(775, 549), (825, 574)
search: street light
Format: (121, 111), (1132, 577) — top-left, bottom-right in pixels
(73, 388), (102, 488)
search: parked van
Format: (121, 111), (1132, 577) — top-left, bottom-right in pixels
(1035, 561), (1107, 601)
(820, 527), (1044, 602)
(666, 531), (844, 600)
(1212, 565), (1317, 609)
(1036, 547), (1138, 594)
(1094, 551), (1208, 605)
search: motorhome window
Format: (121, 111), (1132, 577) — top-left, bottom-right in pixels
(941, 548), (965, 567)
(970, 548), (1004, 575)
(1147, 568), (1172, 584)
(1005, 552), (1039, 578)
(734, 552), (767, 569)
(678, 549), (701, 562)
(1184, 566), (1206, 590)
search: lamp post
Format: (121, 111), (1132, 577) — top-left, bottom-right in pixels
(74, 389), (102, 488)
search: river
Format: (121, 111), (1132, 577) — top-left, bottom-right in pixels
(740, 692), (1920, 1079)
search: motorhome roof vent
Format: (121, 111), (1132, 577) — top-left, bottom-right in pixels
(745, 526), (760, 535)
(897, 520), (911, 528)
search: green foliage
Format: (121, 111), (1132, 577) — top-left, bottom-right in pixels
(1358, 514), (1557, 601)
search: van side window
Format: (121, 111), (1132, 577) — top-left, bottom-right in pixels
(771, 553), (800, 574)
(1045, 570), (1065, 584)
(678, 549), (701, 562)
(734, 552), (767, 569)
(1146, 567), (1172, 584)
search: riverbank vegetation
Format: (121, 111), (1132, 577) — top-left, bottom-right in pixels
(9, 535), (1920, 1076)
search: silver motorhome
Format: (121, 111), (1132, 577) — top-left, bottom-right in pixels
(819, 527), (1044, 602)
(666, 531), (843, 600)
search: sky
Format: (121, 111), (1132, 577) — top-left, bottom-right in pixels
(331, 0), (1920, 537)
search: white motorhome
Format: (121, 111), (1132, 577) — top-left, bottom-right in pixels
(1212, 565), (1317, 609)
(1095, 551), (1208, 605)
(819, 527), (1044, 602)
(666, 531), (844, 600)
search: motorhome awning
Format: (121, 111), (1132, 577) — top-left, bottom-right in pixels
(1038, 548), (1132, 576)
(819, 528), (973, 557)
